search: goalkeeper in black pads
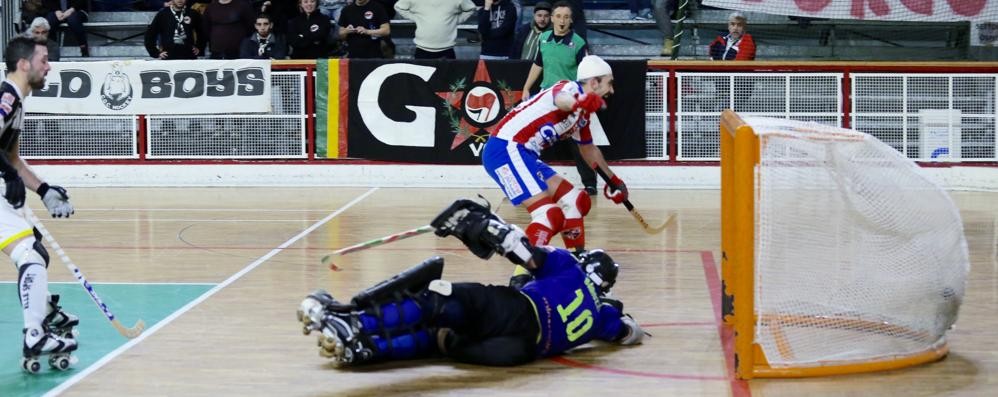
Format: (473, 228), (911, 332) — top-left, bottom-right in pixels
(296, 198), (644, 366)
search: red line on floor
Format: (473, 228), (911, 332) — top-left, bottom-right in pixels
(700, 250), (751, 397)
(549, 356), (728, 381)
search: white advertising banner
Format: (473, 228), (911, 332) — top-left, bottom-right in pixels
(702, 0), (997, 22)
(25, 59), (271, 115)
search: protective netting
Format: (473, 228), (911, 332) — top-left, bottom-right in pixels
(745, 116), (969, 367)
(645, 72), (668, 159)
(678, 73), (841, 160)
(21, 116), (138, 159)
(145, 71), (306, 159)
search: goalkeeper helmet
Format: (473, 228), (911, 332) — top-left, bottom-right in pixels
(578, 249), (619, 294)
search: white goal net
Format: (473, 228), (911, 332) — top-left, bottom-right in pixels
(744, 116), (970, 368)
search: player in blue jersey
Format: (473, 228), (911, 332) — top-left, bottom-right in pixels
(297, 198), (644, 366)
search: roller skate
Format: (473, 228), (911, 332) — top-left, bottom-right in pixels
(297, 290), (372, 365)
(22, 326), (78, 373)
(46, 294), (80, 340)
(297, 289), (349, 335)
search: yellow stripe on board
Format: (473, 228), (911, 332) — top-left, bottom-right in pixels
(327, 59), (340, 158)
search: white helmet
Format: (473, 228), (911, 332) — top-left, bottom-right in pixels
(576, 55), (612, 81)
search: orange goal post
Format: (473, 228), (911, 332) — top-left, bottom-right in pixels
(719, 110), (970, 379)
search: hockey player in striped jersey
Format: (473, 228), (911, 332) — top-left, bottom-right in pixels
(481, 54), (630, 288)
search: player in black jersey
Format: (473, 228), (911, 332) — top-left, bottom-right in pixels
(2, 36), (79, 373)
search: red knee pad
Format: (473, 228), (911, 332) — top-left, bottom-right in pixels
(526, 201), (565, 245)
(575, 190), (591, 217)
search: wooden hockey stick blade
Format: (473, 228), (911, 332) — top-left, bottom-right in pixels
(627, 207), (675, 235)
(591, 165), (673, 234)
(112, 318), (146, 339)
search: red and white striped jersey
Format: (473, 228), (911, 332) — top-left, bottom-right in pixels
(492, 80), (594, 154)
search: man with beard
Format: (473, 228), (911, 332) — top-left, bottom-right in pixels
(509, 1), (550, 61)
(2, 36), (79, 373)
(239, 13), (289, 59)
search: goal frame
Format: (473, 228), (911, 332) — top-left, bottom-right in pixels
(719, 109), (950, 379)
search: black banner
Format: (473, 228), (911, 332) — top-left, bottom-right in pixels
(346, 59), (646, 164)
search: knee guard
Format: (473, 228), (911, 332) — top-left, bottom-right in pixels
(346, 258), (448, 363)
(525, 199), (565, 246)
(555, 185), (591, 219)
(554, 184), (590, 250)
(350, 256), (444, 308)
(11, 237), (49, 270)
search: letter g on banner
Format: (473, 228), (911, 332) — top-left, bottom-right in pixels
(358, 63), (437, 147)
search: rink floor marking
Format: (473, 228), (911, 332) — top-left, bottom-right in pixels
(42, 187), (378, 397)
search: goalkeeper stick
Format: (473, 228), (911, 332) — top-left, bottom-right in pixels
(322, 195), (506, 270)
(593, 167), (675, 235)
(24, 206), (145, 339)
(322, 225), (434, 271)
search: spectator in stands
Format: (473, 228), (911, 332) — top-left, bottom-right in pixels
(372, 0), (398, 57)
(394, 0), (477, 59)
(337, 0), (391, 58)
(509, 1), (550, 60)
(318, 0), (349, 22)
(26, 17), (61, 61)
(520, 1), (596, 195)
(477, 0), (516, 59)
(240, 13), (288, 58)
(42, 0), (89, 57)
(288, 0), (332, 58)
(628, 0), (652, 20)
(145, 0), (207, 60)
(652, 0), (676, 56)
(203, 0), (256, 59)
(254, 0), (298, 33)
(709, 11), (755, 60)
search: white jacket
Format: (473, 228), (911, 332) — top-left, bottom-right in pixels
(395, 0), (478, 52)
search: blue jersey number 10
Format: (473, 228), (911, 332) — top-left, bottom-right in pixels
(556, 288), (594, 342)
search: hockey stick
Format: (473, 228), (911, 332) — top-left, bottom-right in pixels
(321, 195), (506, 270)
(24, 206), (146, 339)
(322, 225), (435, 271)
(593, 166), (675, 235)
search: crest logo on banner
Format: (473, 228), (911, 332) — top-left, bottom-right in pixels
(100, 63), (133, 111)
(436, 60), (522, 154)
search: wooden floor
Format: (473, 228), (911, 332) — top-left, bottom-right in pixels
(4, 187), (996, 396)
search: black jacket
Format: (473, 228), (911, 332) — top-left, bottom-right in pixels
(239, 33), (289, 59)
(144, 6), (207, 59)
(477, 0), (517, 57)
(287, 11), (331, 59)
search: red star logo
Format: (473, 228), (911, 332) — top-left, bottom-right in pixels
(436, 60), (523, 150)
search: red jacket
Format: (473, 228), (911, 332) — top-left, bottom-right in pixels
(708, 33), (756, 60)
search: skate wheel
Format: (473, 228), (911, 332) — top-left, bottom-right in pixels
(49, 354), (74, 371)
(22, 357), (41, 374)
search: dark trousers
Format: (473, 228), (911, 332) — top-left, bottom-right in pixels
(46, 12), (88, 46)
(437, 283), (539, 366)
(414, 47), (456, 60)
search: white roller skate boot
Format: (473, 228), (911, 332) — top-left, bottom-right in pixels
(296, 290), (370, 365)
(46, 294), (80, 340)
(22, 326), (79, 373)
(297, 289), (342, 335)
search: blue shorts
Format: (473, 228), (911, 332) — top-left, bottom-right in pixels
(482, 137), (557, 206)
